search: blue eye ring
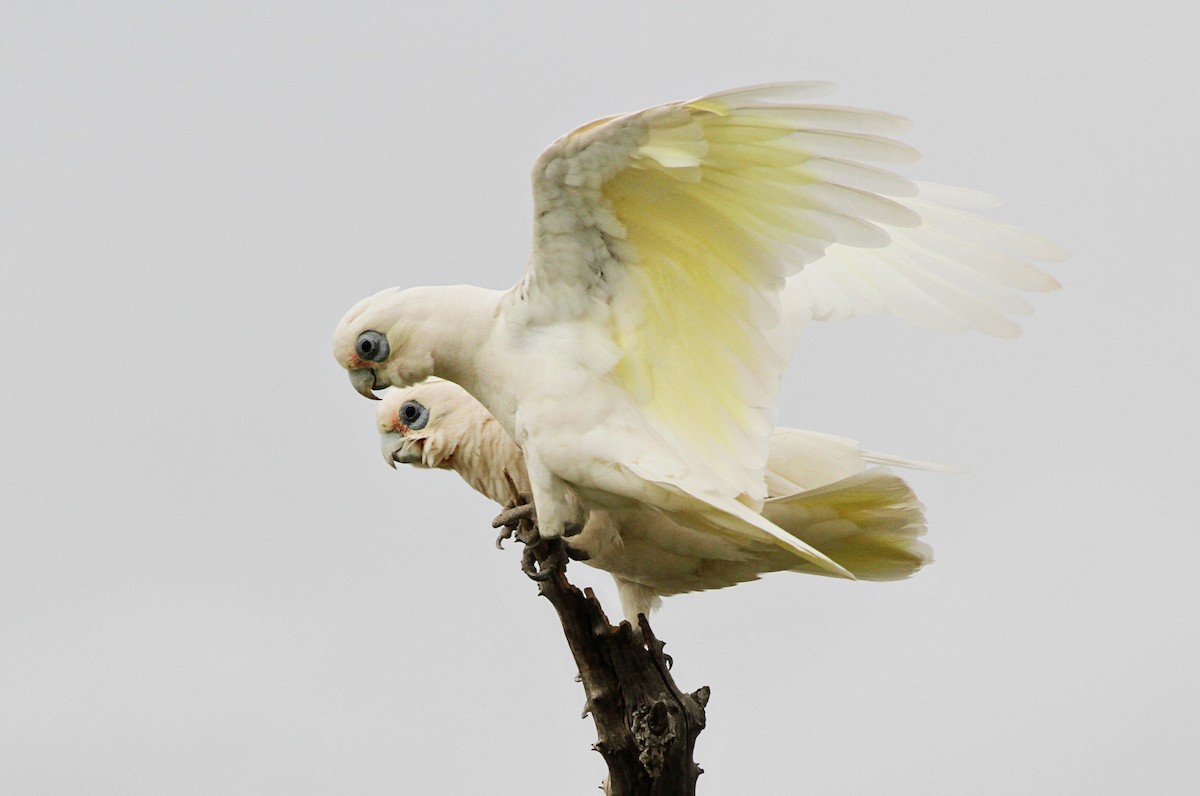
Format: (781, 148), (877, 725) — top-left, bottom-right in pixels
(399, 400), (429, 430)
(355, 330), (389, 362)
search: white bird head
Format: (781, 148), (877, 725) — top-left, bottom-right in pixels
(377, 379), (454, 469)
(333, 284), (498, 401)
(332, 287), (436, 400)
(375, 379), (525, 502)
(374, 379), (485, 469)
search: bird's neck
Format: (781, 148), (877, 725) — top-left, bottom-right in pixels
(405, 284), (522, 435)
(445, 412), (530, 504)
(402, 284), (503, 388)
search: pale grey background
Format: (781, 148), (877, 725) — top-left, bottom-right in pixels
(2, 2), (1197, 793)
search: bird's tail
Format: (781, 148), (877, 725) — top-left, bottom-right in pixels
(612, 577), (663, 624)
(763, 469), (932, 581)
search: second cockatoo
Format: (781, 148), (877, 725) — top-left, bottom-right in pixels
(377, 380), (939, 621)
(333, 82), (1063, 582)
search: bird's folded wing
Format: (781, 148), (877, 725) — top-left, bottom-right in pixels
(525, 82), (924, 501)
(623, 460), (855, 579)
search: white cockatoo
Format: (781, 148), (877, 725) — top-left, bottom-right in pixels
(377, 380), (940, 621)
(333, 82), (1063, 581)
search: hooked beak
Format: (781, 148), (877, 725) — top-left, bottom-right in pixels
(380, 431), (423, 468)
(350, 368), (380, 400)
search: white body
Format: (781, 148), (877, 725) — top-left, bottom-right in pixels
(379, 381), (936, 621)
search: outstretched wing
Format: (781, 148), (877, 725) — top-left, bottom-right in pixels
(787, 181), (1066, 337)
(523, 82), (1057, 502)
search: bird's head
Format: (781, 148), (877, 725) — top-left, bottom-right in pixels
(332, 288), (435, 400)
(376, 379), (479, 470)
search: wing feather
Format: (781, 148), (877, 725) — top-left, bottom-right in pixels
(525, 84), (1061, 503)
(790, 180), (1065, 334)
(798, 157), (919, 197)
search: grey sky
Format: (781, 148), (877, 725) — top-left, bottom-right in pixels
(2, 2), (1197, 793)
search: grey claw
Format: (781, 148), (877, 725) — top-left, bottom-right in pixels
(495, 523), (515, 550)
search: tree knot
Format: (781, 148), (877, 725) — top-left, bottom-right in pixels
(631, 699), (678, 778)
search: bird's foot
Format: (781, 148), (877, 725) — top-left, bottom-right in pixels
(492, 487), (537, 548)
(521, 536), (568, 582)
(495, 469), (564, 580)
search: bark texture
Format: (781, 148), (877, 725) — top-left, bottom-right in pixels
(507, 507), (710, 795)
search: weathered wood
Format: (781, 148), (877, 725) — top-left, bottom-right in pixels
(514, 527), (710, 795)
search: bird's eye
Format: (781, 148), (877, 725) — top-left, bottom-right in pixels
(399, 400), (429, 430)
(355, 330), (389, 362)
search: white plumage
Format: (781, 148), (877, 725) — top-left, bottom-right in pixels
(333, 82), (1062, 582)
(377, 381), (937, 621)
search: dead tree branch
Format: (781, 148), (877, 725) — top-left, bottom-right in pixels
(496, 478), (709, 795)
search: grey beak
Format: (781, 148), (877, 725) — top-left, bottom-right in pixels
(380, 430), (423, 468)
(380, 431), (402, 469)
(350, 368), (380, 400)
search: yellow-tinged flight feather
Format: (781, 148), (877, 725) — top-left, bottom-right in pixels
(528, 84), (937, 507)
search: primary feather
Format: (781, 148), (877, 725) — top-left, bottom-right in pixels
(334, 82), (1061, 584)
(377, 381), (933, 621)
